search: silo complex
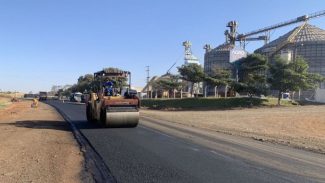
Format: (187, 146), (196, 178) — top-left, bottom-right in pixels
(204, 43), (234, 75)
(255, 23), (325, 100)
(204, 43), (246, 96)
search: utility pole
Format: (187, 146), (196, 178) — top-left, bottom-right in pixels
(146, 66), (150, 98)
(294, 43), (304, 101)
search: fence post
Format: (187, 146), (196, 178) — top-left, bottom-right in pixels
(225, 85), (228, 98)
(214, 86), (218, 98)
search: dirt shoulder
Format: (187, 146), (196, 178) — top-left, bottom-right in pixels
(0, 97), (11, 109)
(141, 105), (325, 154)
(0, 100), (93, 183)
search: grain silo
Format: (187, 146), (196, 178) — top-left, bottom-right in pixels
(203, 43), (247, 96)
(255, 23), (325, 101)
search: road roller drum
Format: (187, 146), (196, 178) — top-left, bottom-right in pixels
(105, 111), (139, 127)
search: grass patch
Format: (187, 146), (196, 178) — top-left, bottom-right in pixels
(0, 98), (12, 109)
(297, 100), (325, 106)
(0, 103), (7, 109)
(141, 97), (298, 110)
(265, 98), (298, 106)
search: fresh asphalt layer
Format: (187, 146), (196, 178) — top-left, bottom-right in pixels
(46, 100), (325, 183)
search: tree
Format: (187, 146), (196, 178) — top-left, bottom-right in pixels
(62, 85), (74, 97)
(56, 89), (64, 97)
(268, 56), (324, 105)
(75, 74), (95, 92)
(159, 75), (184, 98)
(234, 54), (268, 97)
(178, 64), (205, 97)
(151, 74), (184, 98)
(204, 67), (233, 97)
(71, 67), (128, 94)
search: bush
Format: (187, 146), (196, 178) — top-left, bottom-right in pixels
(141, 97), (267, 110)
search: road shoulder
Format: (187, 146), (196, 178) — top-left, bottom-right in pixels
(141, 106), (325, 154)
(0, 100), (93, 183)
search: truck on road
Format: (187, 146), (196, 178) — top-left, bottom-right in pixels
(70, 92), (83, 103)
(39, 92), (47, 101)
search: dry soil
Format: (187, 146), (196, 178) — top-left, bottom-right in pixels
(0, 99), (92, 183)
(141, 105), (325, 154)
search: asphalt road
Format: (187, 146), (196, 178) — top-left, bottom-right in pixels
(46, 100), (325, 183)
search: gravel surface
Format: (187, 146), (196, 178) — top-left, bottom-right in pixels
(141, 105), (325, 154)
(0, 99), (93, 183)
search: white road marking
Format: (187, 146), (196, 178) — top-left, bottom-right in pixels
(140, 125), (176, 139)
(189, 147), (200, 152)
(210, 150), (234, 161)
(140, 125), (203, 153)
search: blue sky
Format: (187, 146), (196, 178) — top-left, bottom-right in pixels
(0, 0), (324, 93)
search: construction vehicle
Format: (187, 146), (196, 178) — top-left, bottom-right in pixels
(70, 92), (83, 103)
(39, 92), (47, 101)
(86, 68), (140, 127)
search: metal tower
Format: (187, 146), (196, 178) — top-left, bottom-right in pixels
(182, 41), (200, 65)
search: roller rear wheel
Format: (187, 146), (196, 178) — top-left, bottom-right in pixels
(100, 108), (107, 126)
(86, 104), (95, 123)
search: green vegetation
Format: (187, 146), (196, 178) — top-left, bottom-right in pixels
(62, 67), (127, 96)
(204, 66), (233, 96)
(0, 104), (6, 109)
(234, 54), (268, 96)
(0, 100), (10, 109)
(178, 63), (205, 96)
(0, 94), (14, 109)
(151, 74), (184, 95)
(172, 54), (324, 106)
(268, 56), (325, 105)
(141, 97), (296, 110)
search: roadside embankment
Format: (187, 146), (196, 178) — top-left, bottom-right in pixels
(0, 100), (93, 182)
(141, 105), (325, 154)
(0, 93), (24, 109)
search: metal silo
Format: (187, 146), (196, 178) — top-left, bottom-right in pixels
(203, 43), (247, 96)
(255, 23), (325, 101)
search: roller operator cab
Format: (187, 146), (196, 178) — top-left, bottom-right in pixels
(86, 68), (140, 128)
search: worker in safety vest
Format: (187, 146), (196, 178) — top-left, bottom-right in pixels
(31, 97), (39, 108)
(104, 81), (114, 96)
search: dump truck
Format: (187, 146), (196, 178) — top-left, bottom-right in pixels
(86, 68), (140, 127)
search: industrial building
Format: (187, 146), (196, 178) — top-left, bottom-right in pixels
(183, 41), (200, 65)
(142, 41), (202, 98)
(182, 41), (203, 97)
(255, 23), (325, 79)
(204, 43), (234, 76)
(203, 10), (325, 102)
(255, 23), (325, 101)
(203, 43), (247, 96)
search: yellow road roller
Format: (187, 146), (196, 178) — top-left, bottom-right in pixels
(86, 68), (140, 127)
